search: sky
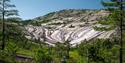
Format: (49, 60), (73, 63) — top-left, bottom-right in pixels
(11, 0), (103, 20)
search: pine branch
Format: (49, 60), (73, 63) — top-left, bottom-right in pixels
(101, 1), (119, 7)
(5, 10), (19, 16)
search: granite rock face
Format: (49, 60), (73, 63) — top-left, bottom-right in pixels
(25, 26), (114, 46)
(25, 10), (113, 46)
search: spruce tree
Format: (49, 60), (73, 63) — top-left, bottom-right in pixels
(0, 0), (18, 50)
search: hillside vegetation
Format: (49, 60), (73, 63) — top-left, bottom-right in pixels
(0, 9), (125, 63)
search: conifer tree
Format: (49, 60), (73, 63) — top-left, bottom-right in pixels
(0, 0), (18, 50)
(101, 0), (125, 63)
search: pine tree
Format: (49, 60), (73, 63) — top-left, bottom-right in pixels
(0, 0), (18, 50)
(101, 0), (125, 63)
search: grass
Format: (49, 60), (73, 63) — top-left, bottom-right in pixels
(16, 48), (34, 57)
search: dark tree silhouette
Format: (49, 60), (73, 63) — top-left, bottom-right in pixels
(0, 0), (18, 50)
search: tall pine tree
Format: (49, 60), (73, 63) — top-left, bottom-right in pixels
(101, 0), (125, 63)
(0, 0), (18, 50)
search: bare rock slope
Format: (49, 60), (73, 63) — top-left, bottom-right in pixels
(25, 9), (114, 46)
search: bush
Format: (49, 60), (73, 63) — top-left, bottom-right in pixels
(77, 39), (120, 63)
(34, 48), (53, 63)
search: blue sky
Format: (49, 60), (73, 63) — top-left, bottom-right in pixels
(11, 0), (103, 20)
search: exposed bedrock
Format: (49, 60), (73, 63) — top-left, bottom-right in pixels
(25, 26), (115, 46)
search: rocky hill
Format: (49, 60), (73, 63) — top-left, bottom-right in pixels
(24, 9), (114, 46)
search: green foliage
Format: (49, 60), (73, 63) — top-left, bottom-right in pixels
(95, 10), (124, 31)
(100, 1), (125, 62)
(100, 0), (125, 27)
(97, 0), (125, 32)
(102, 1), (118, 7)
(98, 16), (115, 25)
(54, 42), (67, 58)
(78, 39), (120, 63)
(34, 47), (53, 63)
(0, 42), (18, 63)
(0, 50), (14, 63)
(38, 19), (50, 23)
(0, 0), (19, 17)
(21, 19), (33, 25)
(94, 26), (115, 31)
(0, 0), (19, 50)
